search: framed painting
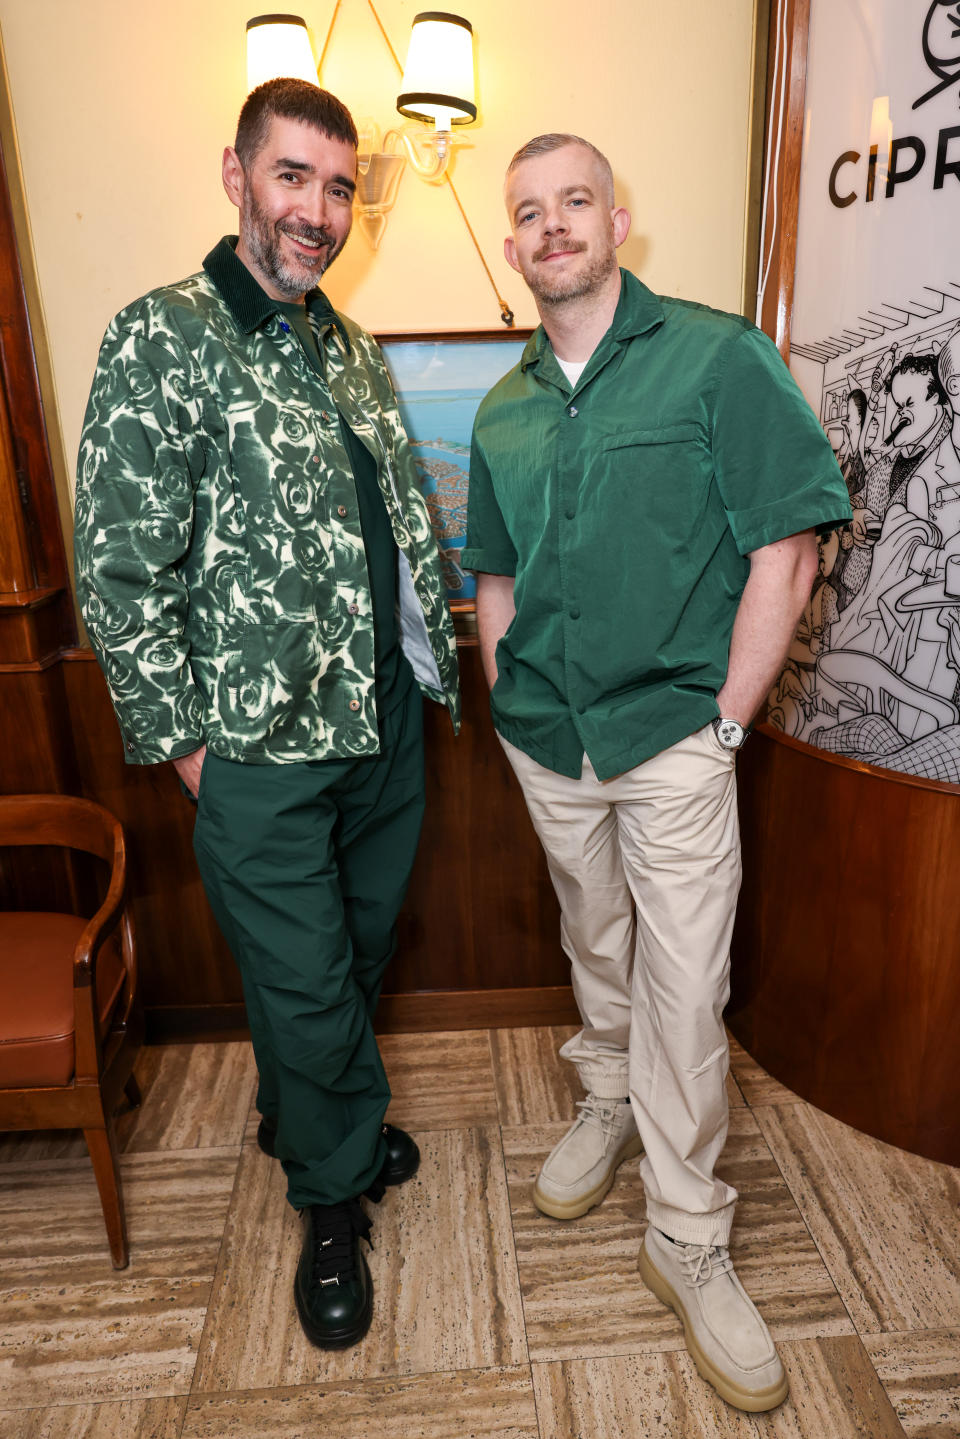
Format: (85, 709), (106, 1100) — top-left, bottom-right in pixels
(377, 329), (533, 633)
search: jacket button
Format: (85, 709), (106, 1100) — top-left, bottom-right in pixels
(348, 603), (359, 614)
(349, 699), (361, 712)
(337, 504), (348, 517)
(568, 405), (578, 417)
(126, 741), (135, 753)
(569, 607), (581, 620)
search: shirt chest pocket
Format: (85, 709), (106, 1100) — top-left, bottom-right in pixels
(598, 423), (715, 545)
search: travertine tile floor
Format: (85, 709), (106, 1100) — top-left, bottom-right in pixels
(1, 1026), (958, 1437)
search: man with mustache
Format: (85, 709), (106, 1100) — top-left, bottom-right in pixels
(74, 79), (460, 1350)
(464, 134), (849, 1412)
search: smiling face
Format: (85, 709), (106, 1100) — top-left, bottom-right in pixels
(503, 143), (630, 309)
(222, 115), (357, 302)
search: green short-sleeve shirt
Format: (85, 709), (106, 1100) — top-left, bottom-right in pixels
(463, 270), (851, 780)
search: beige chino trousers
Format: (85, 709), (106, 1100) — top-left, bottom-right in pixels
(499, 723), (741, 1245)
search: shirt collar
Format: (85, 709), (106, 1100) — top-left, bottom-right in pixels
(521, 268), (664, 372)
(202, 236), (350, 351)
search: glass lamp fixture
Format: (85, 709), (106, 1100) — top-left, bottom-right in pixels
(355, 121), (407, 250)
(246, 14), (319, 91)
(396, 11), (476, 182)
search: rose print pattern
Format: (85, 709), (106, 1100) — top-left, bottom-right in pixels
(75, 263), (460, 765)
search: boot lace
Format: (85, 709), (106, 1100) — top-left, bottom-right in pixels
(678, 1242), (734, 1287)
(305, 1198), (372, 1288)
(576, 1094), (629, 1151)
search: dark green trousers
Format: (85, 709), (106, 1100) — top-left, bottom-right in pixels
(192, 683), (424, 1208)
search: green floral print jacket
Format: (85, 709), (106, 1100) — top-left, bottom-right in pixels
(74, 238), (461, 765)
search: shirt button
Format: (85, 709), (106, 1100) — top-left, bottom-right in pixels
(337, 504), (348, 517)
(568, 405), (578, 417)
(348, 603), (359, 614)
(349, 699), (361, 712)
(569, 607), (581, 620)
(565, 508), (576, 520)
(312, 455), (320, 464)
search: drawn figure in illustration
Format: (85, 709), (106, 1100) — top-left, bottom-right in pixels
(837, 388), (869, 497)
(826, 352), (960, 736)
(790, 529), (841, 668)
(914, 1), (960, 110)
(841, 355), (950, 605)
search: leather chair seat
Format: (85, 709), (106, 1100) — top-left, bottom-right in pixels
(0, 913), (126, 1088)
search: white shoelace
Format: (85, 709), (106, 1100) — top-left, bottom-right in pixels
(678, 1242), (735, 1287)
(575, 1095), (629, 1150)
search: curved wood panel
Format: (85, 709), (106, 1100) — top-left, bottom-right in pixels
(729, 724), (960, 1164)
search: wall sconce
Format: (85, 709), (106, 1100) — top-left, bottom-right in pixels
(397, 12), (477, 182)
(246, 15), (318, 90)
(244, 6), (514, 324)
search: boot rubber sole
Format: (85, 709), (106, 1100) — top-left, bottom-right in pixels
(533, 1134), (645, 1220)
(294, 1261), (373, 1350)
(638, 1242), (789, 1413)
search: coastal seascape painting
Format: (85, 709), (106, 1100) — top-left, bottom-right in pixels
(379, 332), (530, 611)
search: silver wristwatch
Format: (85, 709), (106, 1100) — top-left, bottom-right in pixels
(712, 716), (747, 751)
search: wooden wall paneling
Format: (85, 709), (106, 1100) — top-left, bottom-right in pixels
(392, 644), (566, 995)
(63, 644), (570, 1038)
(756, 0), (810, 359)
(730, 729), (960, 1164)
(0, 128), (73, 605)
(62, 652), (242, 1014)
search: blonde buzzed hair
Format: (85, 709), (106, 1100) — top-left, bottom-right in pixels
(506, 133), (615, 206)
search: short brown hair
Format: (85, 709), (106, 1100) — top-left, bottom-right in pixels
(235, 78), (358, 169)
(506, 133), (615, 206)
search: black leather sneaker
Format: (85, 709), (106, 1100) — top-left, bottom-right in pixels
(294, 1198), (374, 1349)
(381, 1123), (420, 1184)
(258, 1119), (420, 1187)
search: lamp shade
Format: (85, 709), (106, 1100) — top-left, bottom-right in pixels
(246, 14), (318, 92)
(397, 12), (476, 128)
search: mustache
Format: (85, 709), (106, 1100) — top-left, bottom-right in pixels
(533, 240), (587, 262)
(278, 221), (335, 249)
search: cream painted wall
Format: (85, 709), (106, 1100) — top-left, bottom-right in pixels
(0, 1), (757, 487)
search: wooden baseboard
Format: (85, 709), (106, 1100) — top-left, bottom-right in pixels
(144, 986), (580, 1045)
(145, 1005), (249, 1044)
(375, 986), (580, 1033)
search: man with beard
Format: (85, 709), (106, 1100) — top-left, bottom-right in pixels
(74, 79), (460, 1350)
(463, 134), (849, 1412)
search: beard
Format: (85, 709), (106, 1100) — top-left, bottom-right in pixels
(240, 190), (345, 300)
(523, 240), (618, 306)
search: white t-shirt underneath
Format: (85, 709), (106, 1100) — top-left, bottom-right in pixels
(556, 356), (588, 388)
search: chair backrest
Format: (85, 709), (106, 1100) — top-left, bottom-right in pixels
(0, 795), (123, 867)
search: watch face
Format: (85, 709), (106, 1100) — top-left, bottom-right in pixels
(715, 719), (745, 749)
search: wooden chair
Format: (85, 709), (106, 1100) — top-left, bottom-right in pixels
(0, 794), (143, 1268)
